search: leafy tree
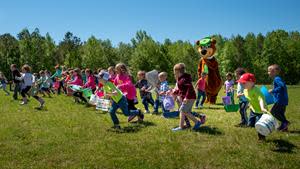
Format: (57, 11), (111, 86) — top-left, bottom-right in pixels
(58, 32), (82, 68)
(0, 33), (20, 79)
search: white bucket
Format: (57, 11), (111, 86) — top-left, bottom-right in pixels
(255, 114), (278, 136)
(145, 70), (159, 93)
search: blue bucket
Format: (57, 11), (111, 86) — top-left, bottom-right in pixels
(260, 86), (275, 105)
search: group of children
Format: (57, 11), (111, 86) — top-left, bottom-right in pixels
(233, 65), (289, 140)
(1, 62), (289, 139)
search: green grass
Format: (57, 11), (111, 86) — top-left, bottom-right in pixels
(0, 86), (299, 169)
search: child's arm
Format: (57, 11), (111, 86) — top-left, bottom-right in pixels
(194, 79), (199, 89)
(259, 98), (268, 113)
(15, 74), (24, 81)
(50, 71), (58, 79)
(270, 78), (285, 94)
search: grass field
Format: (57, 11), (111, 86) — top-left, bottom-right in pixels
(0, 86), (299, 169)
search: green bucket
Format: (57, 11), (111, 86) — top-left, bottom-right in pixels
(81, 88), (93, 98)
(224, 104), (239, 112)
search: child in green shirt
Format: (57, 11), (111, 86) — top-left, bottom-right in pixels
(98, 71), (144, 129)
(237, 73), (268, 141)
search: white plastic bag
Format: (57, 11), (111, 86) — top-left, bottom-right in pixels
(96, 98), (111, 112)
(89, 94), (97, 105)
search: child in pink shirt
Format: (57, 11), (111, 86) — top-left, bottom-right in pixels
(68, 68), (85, 103)
(114, 63), (139, 122)
(108, 66), (116, 82)
(195, 72), (207, 108)
(83, 69), (96, 92)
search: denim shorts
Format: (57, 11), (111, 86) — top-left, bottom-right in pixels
(179, 100), (195, 113)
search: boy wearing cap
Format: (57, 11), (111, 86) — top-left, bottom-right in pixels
(98, 71), (144, 129)
(268, 64), (289, 131)
(237, 73), (268, 141)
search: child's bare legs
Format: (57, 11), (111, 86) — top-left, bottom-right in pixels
(179, 112), (186, 128)
(183, 112), (199, 124)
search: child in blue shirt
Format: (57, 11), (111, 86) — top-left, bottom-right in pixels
(268, 64), (289, 131)
(153, 72), (169, 114)
(0, 71), (10, 96)
(235, 68), (248, 127)
(135, 71), (155, 113)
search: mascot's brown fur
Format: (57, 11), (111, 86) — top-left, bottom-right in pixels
(196, 37), (222, 104)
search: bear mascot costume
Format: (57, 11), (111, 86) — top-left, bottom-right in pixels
(196, 37), (222, 104)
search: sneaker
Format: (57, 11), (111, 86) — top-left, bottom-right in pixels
(182, 124), (191, 129)
(193, 121), (202, 130)
(152, 111), (158, 115)
(138, 113), (144, 122)
(111, 125), (121, 130)
(194, 106), (199, 109)
(278, 122), (289, 131)
(172, 127), (184, 132)
(127, 115), (136, 122)
(199, 105), (204, 109)
(74, 98), (80, 103)
(39, 101), (45, 109)
(144, 110), (150, 114)
(20, 101), (27, 105)
(199, 114), (206, 124)
(258, 134), (266, 142)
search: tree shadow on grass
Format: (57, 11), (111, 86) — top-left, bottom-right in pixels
(269, 139), (297, 153)
(194, 125), (224, 135)
(287, 130), (300, 134)
(34, 107), (48, 111)
(107, 121), (156, 134)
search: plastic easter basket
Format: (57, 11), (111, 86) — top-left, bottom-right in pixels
(224, 104), (239, 112)
(81, 88), (93, 98)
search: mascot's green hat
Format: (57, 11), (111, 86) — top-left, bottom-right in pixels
(198, 37), (212, 47)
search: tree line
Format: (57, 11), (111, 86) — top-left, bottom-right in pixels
(0, 28), (299, 84)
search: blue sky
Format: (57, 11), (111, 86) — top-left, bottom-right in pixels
(1, 0), (299, 45)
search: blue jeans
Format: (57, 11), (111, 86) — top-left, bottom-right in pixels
(270, 103), (288, 123)
(109, 96), (140, 125)
(195, 90), (206, 107)
(239, 101), (248, 125)
(248, 111), (263, 127)
(142, 95), (154, 111)
(154, 99), (169, 113)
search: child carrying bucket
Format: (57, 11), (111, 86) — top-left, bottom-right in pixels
(98, 70), (144, 130)
(237, 73), (269, 141)
(114, 63), (140, 122)
(169, 63), (202, 132)
(68, 68), (84, 103)
(224, 72), (235, 104)
(268, 64), (289, 131)
(153, 72), (170, 114)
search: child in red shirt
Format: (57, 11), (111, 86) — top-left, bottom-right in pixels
(195, 72), (207, 109)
